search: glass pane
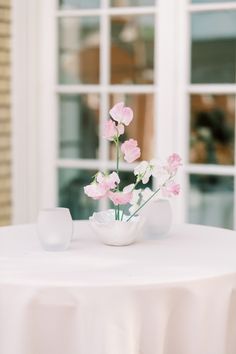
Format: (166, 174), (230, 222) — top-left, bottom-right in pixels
(59, 0), (100, 9)
(111, 15), (155, 84)
(192, 0), (236, 2)
(59, 17), (100, 84)
(59, 94), (99, 159)
(188, 174), (234, 229)
(189, 94), (235, 165)
(111, 0), (155, 6)
(191, 11), (236, 83)
(118, 171), (153, 189)
(109, 94), (154, 161)
(58, 169), (98, 219)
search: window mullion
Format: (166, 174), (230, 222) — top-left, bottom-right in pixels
(99, 0), (109, 211)
(189, 2), (236, 13)
(174, 0), (190, 224)
(157, 0), (177, 157)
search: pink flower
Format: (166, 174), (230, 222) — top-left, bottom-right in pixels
(166, 153), (182, 174)
(108, 187), (133, 206)
(121, 139), (141, 163)
(84, 183), (107, 200)
(96, 172), (120, 190)
(103, 120), (124, 141)
(103, 120), (117, 140)
(161, 181), (180, 198)
(84, 172), (120, 200)
(109, 102), (133, 126)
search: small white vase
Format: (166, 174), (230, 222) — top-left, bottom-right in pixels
(140, 199), (172, 238)
(37, 208), (73, 251)
(89, 210), (145, 246)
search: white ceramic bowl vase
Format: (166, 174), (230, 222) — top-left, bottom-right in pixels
(89, 210), (145, 246)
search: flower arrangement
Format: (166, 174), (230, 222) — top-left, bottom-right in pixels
(84, 102), (182, 222)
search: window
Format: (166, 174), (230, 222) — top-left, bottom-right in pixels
(186, 0), (236, 229)
(14, 0), (236, 229)
(56, 0), (157, 219)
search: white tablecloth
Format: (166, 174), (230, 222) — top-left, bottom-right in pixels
(0, 222), (236, 354)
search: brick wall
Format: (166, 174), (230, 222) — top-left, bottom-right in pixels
(0, 0), (11, 226)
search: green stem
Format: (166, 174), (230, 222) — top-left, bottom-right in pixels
(115, 138), (120, 220)
(126, 187), (160, 222)
(126, 175), (173, 222)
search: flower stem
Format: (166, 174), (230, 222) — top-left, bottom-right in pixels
(116, 138), (120, 220)
(126, 187), (160, 222)
(126, 175), (173, 222)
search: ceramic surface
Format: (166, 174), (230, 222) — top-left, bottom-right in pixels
(89, 210), (145, 246)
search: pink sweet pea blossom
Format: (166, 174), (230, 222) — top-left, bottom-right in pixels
(84, 101), (182, 221)
(96, 172), (120, 190)
(108, 186), (133, 206)
(84, 183), (107, 200)
(117, 124), (125, 136)
(161, 181), (180, 198)
(166, 153), (182, 174)
(103, 120), (124, 141)
(84, 172), (120, 200)
(121, 139), (141, 163)
(109, 102), (133, 126)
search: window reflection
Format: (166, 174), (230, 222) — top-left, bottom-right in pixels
(111, 15), (154, 84)
(59, 94), (99, 159)
(59, 0), (100, 9)
(109, 94), (154, 161)
(191, 11), (236, 83)
(59, 169), (98, 219)
(188, 174), (234, 229)
(111, 0), (155, 6)
(59, 17), (100, 84)
(190, 95), (235, 165)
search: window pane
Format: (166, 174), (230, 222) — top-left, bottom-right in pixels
(110, 0), (155, 6)
(59, 17), (100, 84)
(191, 11), (236, 83)
(59, 0), (100, 9)
(190, 94), (235, 165)
(58, 169), (98, 219)
(118, 171), (153, 189)
(111, 15), (155, 84)
(188, 174), (234, 229)
(59, 94), (99, 159)
(109, 94), (154, 161)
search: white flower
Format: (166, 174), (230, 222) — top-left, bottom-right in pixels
(130, 188), (141, 205)
(123, 183), (135, 193)
(134, 161), (152, 184)
(134, 160), (148, 175)
(150, 158), (170, 187)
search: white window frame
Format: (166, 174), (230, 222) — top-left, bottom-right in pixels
(185, 1), (236, 229)
(11, 0), (236, 227)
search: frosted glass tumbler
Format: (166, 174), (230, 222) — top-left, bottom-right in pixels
(37, 208), (73, 251)
(140, 199), (172, 238)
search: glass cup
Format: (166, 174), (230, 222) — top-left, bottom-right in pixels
(37, 208), (73, 251)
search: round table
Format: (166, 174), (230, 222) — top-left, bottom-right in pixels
(0, 222), (236, 354)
